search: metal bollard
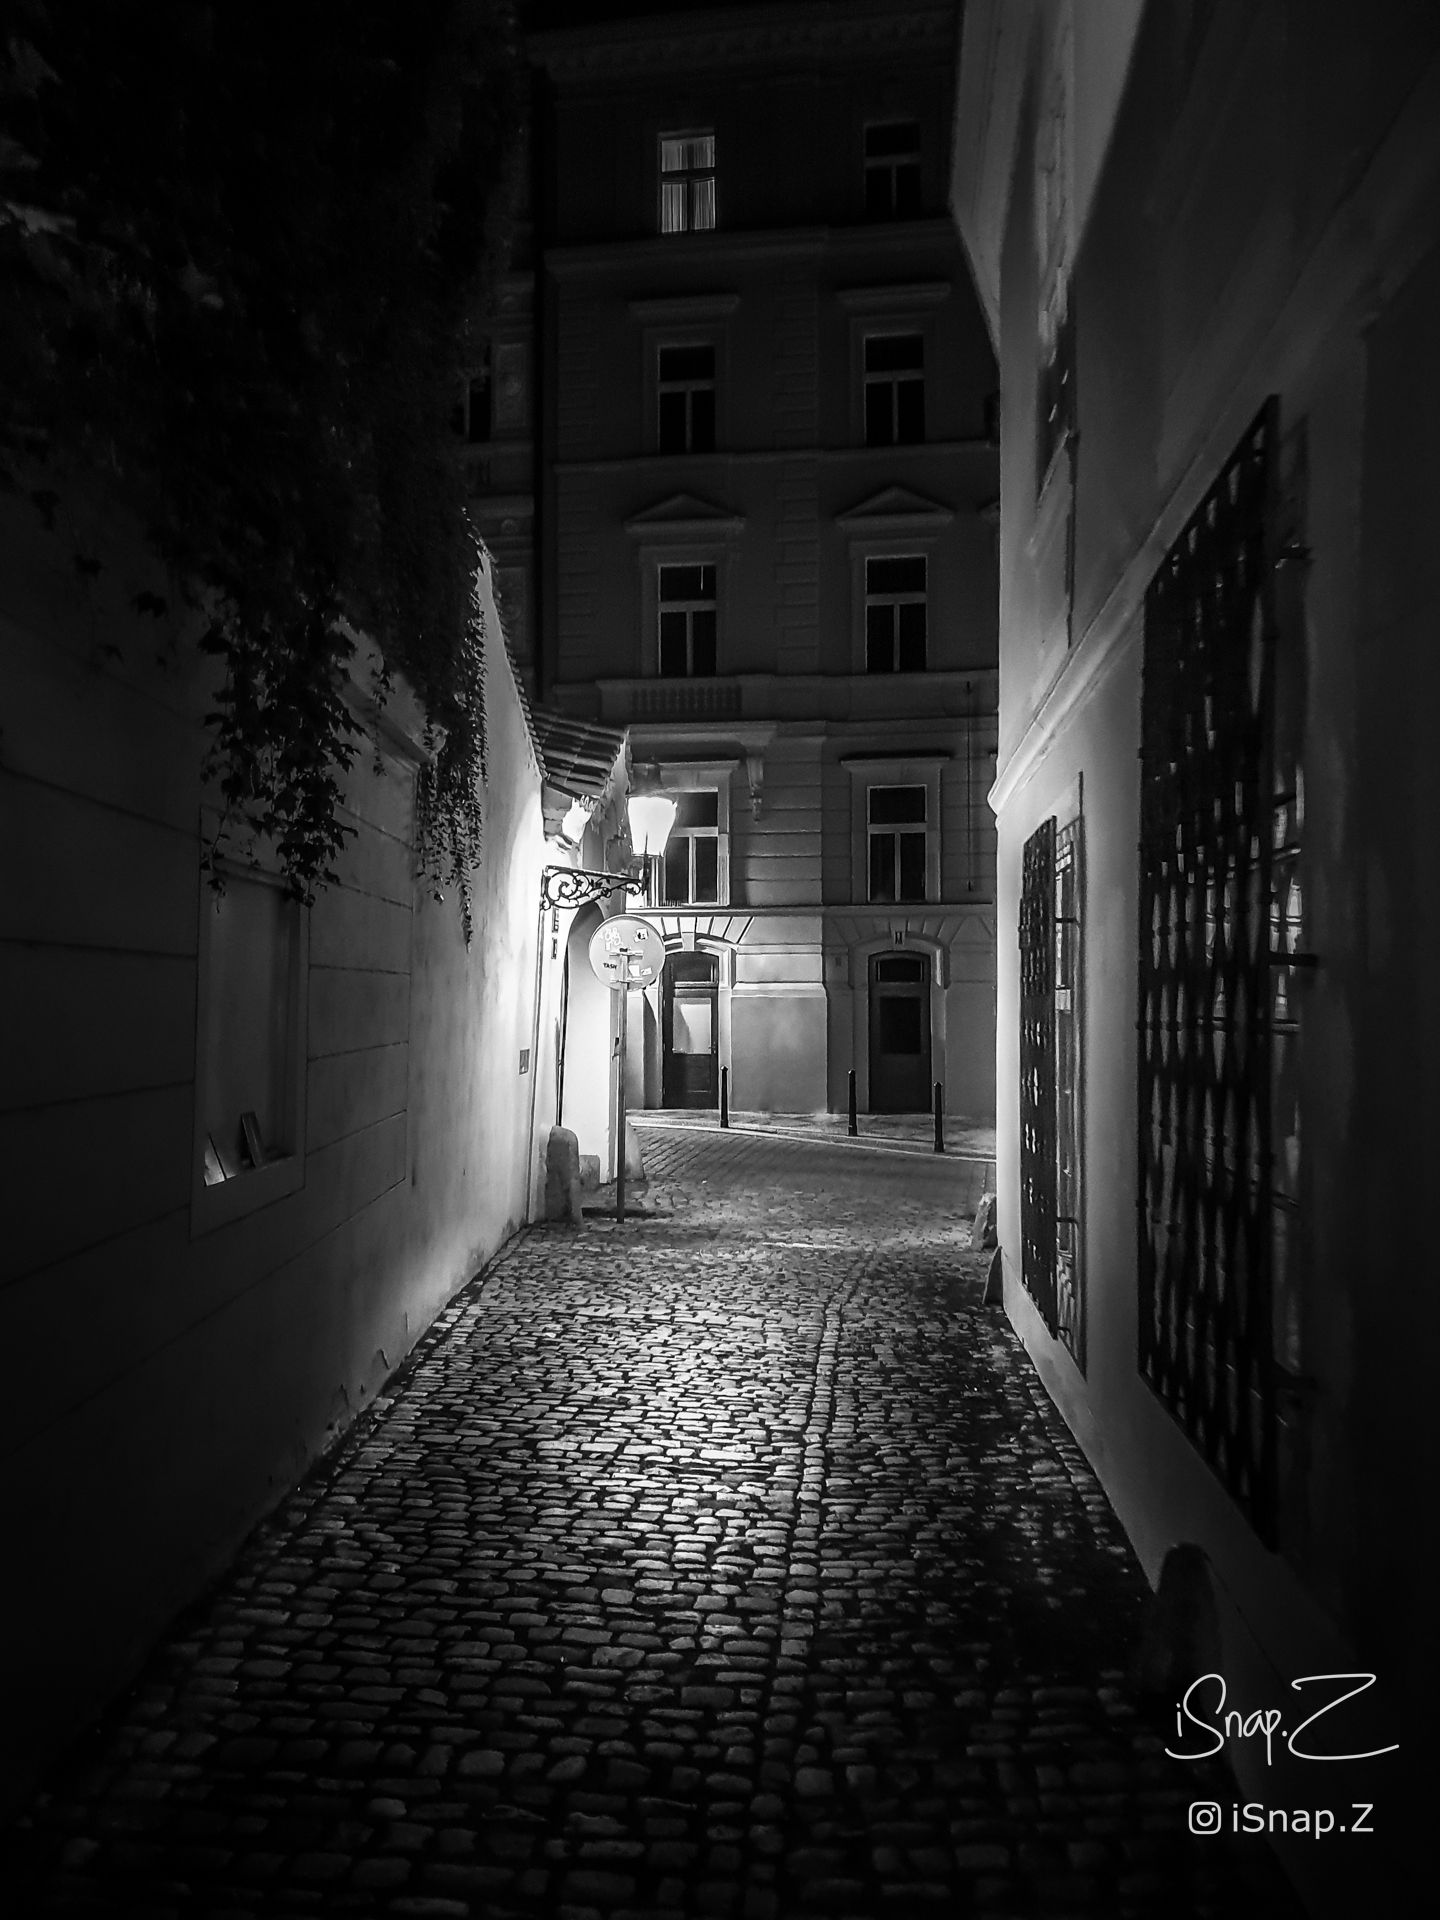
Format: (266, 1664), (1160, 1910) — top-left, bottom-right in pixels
(933, 1079), (944, 1154)
(848, 1068), (858, 1137)
(720, 1065), (730, 1129)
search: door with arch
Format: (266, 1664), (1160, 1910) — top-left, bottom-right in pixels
(868, 951), (931, 1111)
(662, 950), (719, 1108)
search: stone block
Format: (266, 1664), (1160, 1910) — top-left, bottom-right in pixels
(579, 1153), (601, 1190)
(973, 1191), (998, 1248)
(544, 1127), (583, 1225)
(623, 1119), (646, 1186)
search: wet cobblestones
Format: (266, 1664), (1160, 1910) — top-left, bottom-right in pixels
(6, 1127), (1300, 1916)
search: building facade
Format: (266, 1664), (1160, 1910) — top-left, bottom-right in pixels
(951, 2), (1438, 1906)
(510, 0), (1000, 1121)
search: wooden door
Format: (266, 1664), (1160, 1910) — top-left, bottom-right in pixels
(868, 952), (931, 1112)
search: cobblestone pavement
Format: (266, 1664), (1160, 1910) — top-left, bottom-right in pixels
(7, 1127), (1299, 1918)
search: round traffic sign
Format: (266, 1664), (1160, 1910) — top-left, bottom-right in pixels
(588, 914), (666, 991)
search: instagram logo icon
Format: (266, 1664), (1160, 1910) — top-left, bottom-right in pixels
(1189, 1802), (1223, 1835)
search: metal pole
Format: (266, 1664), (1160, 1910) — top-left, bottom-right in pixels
(615, 986), (627, 1223)
(933, 1079), (944, 1155)
(720, 1065), (729, 1129)
(848, 1068), (858, 1137)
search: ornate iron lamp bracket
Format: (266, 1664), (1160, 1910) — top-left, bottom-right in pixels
(540, 865), (637, 910)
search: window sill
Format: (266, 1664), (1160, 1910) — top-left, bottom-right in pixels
(191, 1151), (305, 1237)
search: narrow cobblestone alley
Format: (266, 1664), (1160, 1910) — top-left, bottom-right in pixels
(8, 1128), (1299, 1918)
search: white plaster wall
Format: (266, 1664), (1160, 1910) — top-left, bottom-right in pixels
(0, 500), (548, 1814)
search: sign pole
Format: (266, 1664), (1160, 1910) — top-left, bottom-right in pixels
(615, 983), (627, 1223)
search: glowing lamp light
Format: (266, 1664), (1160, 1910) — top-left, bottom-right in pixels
(626, 792), (677, 860)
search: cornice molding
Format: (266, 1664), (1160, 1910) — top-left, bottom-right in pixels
(529, 3), (955, 83)
(628, 292), (742, 323)
(544, 217), (960, 279)
(836, 280), (953, 313)
(624, 491), (746, 538)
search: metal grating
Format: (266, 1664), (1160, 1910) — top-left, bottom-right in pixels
(1053, 818), (1084, 1368)
(1137, 399), (1279, 1542)
(1020, 816), (1058, 1334)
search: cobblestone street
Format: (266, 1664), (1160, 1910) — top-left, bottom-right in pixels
(8, 1126), (1298, 1917)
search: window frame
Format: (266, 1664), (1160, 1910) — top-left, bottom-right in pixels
(866, 784), (928, 905)
(659, 129), (716, 234)
(656, 340), (717, 455)
(863, 118), (922, 219)
(190, 850), (309, 1237)
(864, 552), (928, 673)
(656, 560), (718, 678)
(843, 756), (946, 907)
(659, 789), (722, 907)
(862, 330), (926, 447)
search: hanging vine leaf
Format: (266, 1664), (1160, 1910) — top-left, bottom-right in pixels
(0, 0), (523, 929)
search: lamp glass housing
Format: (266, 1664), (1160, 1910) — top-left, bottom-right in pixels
(627, 792), (678, 859)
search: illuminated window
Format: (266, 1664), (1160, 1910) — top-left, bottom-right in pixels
(658, 344), (716, 453)
(864, 333), (924, 445)
(865, 555), (927, 672)
(868, 785), (927, 903)
(864, 120), (921, 218)
(660, 132), (716, 233)
(662, 791), (721, 904)
(658, 563), (717, 676)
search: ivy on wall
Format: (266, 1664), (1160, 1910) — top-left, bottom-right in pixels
(0, 0), (522, 931)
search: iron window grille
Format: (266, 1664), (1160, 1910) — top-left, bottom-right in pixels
(1053, 817), (1084, 1366)
(1018, 813), (1084, 1361)
(865, 555), (927, 672)
(658, 344), (716, 453)
(864, 120), (921, 218)
(864, 333), (925, 446)
(1019, 817), (1058, 1333)
(661, 791), (721, 905)
(1137, 398), (1279, 1544)
(660, 132), (716, 233)
(868, 785), (927, 904)
(658, 563), (717, 677)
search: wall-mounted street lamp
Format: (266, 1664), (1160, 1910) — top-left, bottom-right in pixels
(539, 790), (678, 911)
(536, 788), (678, 1223)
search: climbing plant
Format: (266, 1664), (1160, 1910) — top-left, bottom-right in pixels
(0, 0), (522, 927)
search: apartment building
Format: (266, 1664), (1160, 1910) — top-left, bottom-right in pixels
(505, 0), (1000, 1120)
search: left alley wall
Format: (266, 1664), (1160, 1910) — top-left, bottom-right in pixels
(0, 496), (553, 1814)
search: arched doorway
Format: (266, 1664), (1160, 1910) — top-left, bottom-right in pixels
(662, 950), (719, 1107)
(868, 951), (931, 1111)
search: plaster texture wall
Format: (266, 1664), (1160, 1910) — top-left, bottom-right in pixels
(0, 505), (550, 1813)
(968, 3), (1440, 1903)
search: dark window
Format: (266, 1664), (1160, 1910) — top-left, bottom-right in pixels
(453, 347), (492, 442)
(868, 785), (927, 904)
(864, 333), (924, 446)
(660, 132), (715, 233)
(662, 791), (721, 904)
(658, 344), (716, 453)
(658, 564), (717, 677)
(864, 120), (922, 219)
(865, 555), (927, 673)
(874, 954), (926, 983)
